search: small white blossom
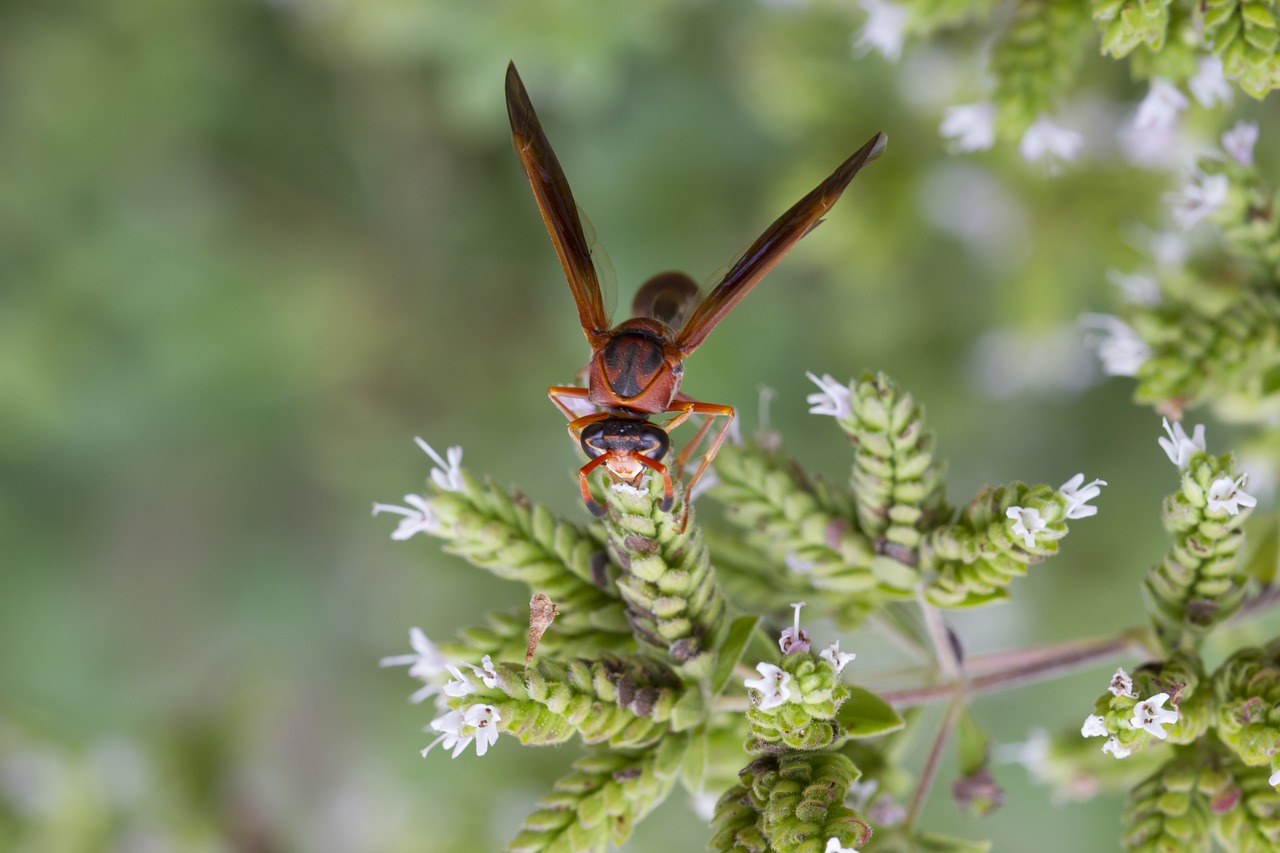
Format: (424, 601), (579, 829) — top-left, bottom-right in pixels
(1222, 121), (1259, 167)
(442, 655), (500, 697)
(1158, 417), (1206, 469)
(1058, 473), (1106, 520)
(805, 372), (852, 420)
(1134, 79), (1188, 131)
(940, 103), (996, 153)
(415, 437), (465, 492)
(821, 640), (857, 674)
(1101, 736), (1132, 759)
(443, 664), (477, 698)
(1108, 668), (1137, 698)
(1167, 170), (1229, 230)
(1081, 715), (1109, 738)
(826, 838), (859, 853)
(1019, 116), (1084, 173)
(1189, 56), (1232, 108)
(1080, 313), (1151, 377)
(422, 703), (502, 758)
(1006, 506), (1047, 549)
(380, 627), (449, 703)
(1130, 692), (1178, 739)
(852, 0), (908, 62)
(1207, 474), (1258, 516)
(1106, 269), (1161, 306)
(372, 494), (439, 540)
(1270, 768), (1280, 787)
(745, 662), (793, 710)
(779, 602), (811, 654)
(464, 704), (501, 756)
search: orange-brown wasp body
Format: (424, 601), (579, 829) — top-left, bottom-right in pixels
(505, 62), (885, 519)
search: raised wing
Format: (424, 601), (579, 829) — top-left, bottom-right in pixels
(505, 62), (612, 342)
(675, 131), (887, 355)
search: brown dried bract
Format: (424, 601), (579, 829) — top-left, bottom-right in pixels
(526, 593), (559, 675)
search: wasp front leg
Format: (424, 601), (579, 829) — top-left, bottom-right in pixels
(664, 398), (736, 516)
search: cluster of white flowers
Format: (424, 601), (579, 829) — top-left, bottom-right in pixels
(1221, 120), (1259, 167)
(1005, 473), (1104, 549)
(382, 629), (506, 759)
(1156, 420), (1257, 514)
(1081, 668), (1179, 759)
(373, 438), (466, 540)
(745, 602), (856, 710)
(940, 103), (996, 153)
(1133, 78), (1188, 132)
(826, 837), (860, 853)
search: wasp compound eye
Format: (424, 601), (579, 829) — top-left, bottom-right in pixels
(580, 421), (609, 459)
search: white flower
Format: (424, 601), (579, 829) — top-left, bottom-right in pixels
(1130, 692), (1178, 739)
(415, 437), (465, 492)
(1080, 313), (1151, 377)
(1006, 506), (1047, 549)
(1106, 269), (1161, 306)
(826, 838), (859, 853)
(1108, 667), (1137, 698)
(1101, 736), (1132, 759)
(1081, 715), (1109, 738)
(443, 655), (500, 697)
(372, 494), (439, 540)
(821, 640), (857, 674)
(1270, 768), (1280, 787)
(779, 602), (811, 654)
(1058, 473), (1106, 520)
(1207, 474), (1258, 516)
(805, 372), (852, 420)
(380, 627), (449, 703)
(1189, 56), (1232, 108)
(1134, 79), (1188, 131)
(1167, 170), (1229, 230)
(940, 103), (996, 153)
(852, 0), (908, 62)
(422, 703), (502, 758)
(1019, 117), (1084, 173)
(1222, 121), (1259, 166)
(1158, 417), (1206, 469)
(744, 662), (793, 710)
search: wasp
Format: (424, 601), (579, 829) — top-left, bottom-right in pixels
(506, 62), (885, 518)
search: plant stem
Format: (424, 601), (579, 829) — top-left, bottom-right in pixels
(904, 694), (963, 832)
(916, 589), (960, 682)
(879, 629), (1149, 708)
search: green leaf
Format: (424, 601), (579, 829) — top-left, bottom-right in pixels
(711, 614), (760, 698)
(870, 554), (918, 590)
(670, 688), (706, 732)
(956, 708), (989, 777)
(678, 727), (709, 793)
(835, 685), (905, 739)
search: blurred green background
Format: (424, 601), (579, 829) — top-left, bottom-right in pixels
(2, 0), (1276, 850)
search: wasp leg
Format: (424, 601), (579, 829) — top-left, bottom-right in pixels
(576, 452), (613, 517)
(630, 453), (675, 513)
(663, 400), (737, 531)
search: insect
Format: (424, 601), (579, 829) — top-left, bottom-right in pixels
(505, 62), (885, 519)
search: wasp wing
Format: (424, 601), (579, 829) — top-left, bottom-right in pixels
(505, 63), (612, 342)
(674, 131), (887, 356)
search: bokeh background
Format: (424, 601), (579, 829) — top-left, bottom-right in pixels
(3, 0), (1277, 850)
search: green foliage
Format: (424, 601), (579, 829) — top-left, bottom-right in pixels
(708, 753), (872, 853)
(1142, 452), (1253, 651)
(1121, 751), (1217, 851)
(1094, 0), (1174, 58)
(1201, 0), (1280, 97)
(992, 0), (1093, 133)
(509, 738), (688, 853)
